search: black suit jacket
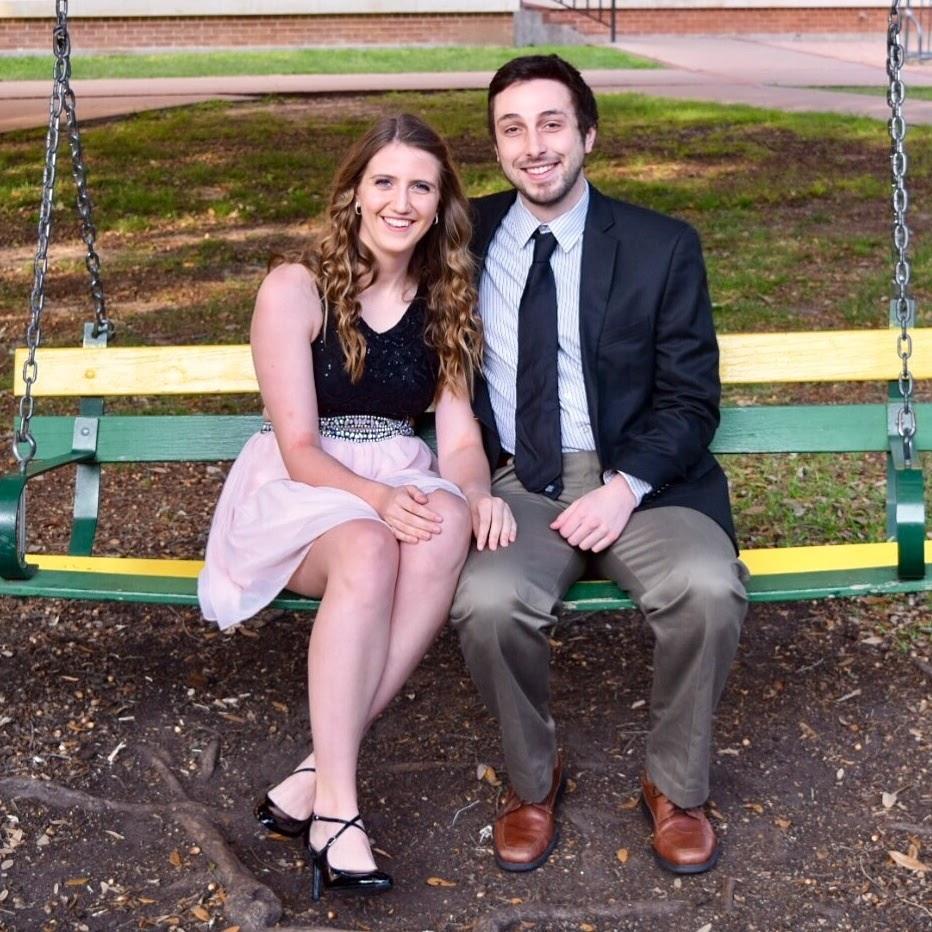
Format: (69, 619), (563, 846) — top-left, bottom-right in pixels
(471, 185), (737, 549)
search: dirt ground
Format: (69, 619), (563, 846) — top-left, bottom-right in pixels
(1, 564), (930, 931)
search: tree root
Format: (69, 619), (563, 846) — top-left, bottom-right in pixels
(1, 746), (283, 931)
(472, 900), (685, 932)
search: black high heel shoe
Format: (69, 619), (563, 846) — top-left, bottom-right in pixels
(306, 813), (393, 901)
(254, 766), (316, 837)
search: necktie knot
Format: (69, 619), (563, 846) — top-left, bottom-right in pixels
(531, 229), (558, 265)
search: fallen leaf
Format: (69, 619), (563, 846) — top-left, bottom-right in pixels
(36, 834), (50, 848)
(508, 897), (523, 905)
(168, 849), (183, 868)
(65, 877), (88, 886)
(630, 699), (646, 709)
(0, 860), (12, 870)
(774, 817), (792, 830)
(744, 802), (765, 815)
(580, 924), (596, 932)
(882, 792), (897, 809)
(697, 925), (712, 932)
(477, 763), (501, 787)
(616, 847), (629, 863)
(271, 701), (288, 714)
(190, 905), (211, 922)
(799, 721), (818, 740)
(619, 796), (639, 811)
(426, 876), (457, 887)
(888, 850), (930, 873)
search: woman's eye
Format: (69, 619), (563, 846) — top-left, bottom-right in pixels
(413, 182), (433, 193)
(374, 178), (392, 188)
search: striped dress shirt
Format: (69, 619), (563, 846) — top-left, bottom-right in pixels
(479, 184), (651, 503)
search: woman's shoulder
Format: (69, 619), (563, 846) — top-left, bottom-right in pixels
(263, 260), (317, 292)
(253, 261), (323, 337)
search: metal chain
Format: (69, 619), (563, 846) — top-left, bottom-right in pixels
(887, 0), (917, 464)
(13, 0), (112, 471)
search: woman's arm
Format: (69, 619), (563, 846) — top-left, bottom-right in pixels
(435, 385), (516, 551)
(251, 263), (442, 543)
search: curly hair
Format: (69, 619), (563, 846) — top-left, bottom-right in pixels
(293, 113), (482, 398)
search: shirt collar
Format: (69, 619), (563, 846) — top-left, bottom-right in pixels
(502, 181), (590, 254)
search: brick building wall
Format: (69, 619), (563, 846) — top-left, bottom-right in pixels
(0, 6), (891, 53)
(0, 13), (515, 53)
(541, 6), (888, 36)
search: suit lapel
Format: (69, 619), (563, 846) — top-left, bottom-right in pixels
(470, 191), (517, 437)
(579, 186), (618, 448)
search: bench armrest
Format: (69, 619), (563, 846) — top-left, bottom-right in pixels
(0, 450), (96, 579)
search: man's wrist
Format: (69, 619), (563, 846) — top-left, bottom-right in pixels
(602, 469), (652, 507)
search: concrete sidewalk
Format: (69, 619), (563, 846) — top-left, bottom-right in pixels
(1, 35), (932, 133)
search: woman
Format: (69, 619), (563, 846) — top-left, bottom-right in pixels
(198, 113), (515, 900)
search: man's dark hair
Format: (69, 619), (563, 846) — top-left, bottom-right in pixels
(487, 54), (599, 139)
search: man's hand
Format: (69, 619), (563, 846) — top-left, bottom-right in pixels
(468, 494), (517, 551)
(550, 476), (636, 552)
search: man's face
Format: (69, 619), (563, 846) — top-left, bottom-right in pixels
(491, 78), (595, 220)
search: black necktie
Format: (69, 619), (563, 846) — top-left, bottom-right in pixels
(514, 229), (562, 499)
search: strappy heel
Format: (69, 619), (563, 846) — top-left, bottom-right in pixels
(254, 766), (316, 837)
(305, 813), (393, 901)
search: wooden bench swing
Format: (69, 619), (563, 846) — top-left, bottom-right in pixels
(2, 2), (929, 609)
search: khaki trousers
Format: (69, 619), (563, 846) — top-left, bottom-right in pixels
(450, 452), (748, 809)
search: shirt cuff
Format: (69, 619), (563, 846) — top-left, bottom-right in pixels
(602, 469), (652, 507)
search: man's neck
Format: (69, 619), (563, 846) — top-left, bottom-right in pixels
(517, 175), (588, 225)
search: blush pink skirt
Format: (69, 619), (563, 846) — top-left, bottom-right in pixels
(197, 430), (464, 629)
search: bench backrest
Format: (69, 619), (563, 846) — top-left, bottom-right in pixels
(13, 329), (931, 463)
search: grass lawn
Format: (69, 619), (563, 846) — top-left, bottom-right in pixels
(0, 44), (658, 81)
(821, 85), (932, 101)
(0, 90), (929, 557)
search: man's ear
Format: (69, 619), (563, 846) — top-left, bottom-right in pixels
(493, 143), (501, 164)
(584, 127), (597, 155)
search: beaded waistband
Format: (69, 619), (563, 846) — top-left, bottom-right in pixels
(260, 414), (415, 443)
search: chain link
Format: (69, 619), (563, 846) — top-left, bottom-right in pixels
(887, 0), (917, 463)
(13, 0), (112, 471)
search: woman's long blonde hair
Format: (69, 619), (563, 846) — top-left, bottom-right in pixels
(300, 113), (482, 397)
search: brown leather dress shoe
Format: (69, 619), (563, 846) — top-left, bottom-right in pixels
(640, 773), (720, 874)
(493, 755), (565, 872)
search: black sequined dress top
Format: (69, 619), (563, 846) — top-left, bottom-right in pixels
(311, 294), (439, 421)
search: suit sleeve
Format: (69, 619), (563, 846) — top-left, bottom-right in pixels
(610, 226), (721, 489)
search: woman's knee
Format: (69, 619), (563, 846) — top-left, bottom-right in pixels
(410, 491), (472, 568)
(327, 520), (399, 591)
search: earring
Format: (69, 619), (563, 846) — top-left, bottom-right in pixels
(354, 202), (362, 216)
(433, 213), (439, 226)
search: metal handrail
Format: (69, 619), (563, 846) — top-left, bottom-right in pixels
(544, 0), (618, 43)
(904, 0), (932, 60)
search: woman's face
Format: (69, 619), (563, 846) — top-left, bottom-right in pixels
(355, 141), (443, 263)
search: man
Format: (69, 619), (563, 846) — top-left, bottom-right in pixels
(451, 55), (749, 876)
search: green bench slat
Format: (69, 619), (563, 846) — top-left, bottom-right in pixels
(25, 404), (932, 462)
(2, 565), (929, 608)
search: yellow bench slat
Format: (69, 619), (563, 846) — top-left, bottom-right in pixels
(15, 329), (932, 396)
(28, 540), (932, 579)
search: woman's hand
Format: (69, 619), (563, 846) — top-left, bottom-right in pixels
(376, 484), (443, 544)
(468, 494), (517, 551)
